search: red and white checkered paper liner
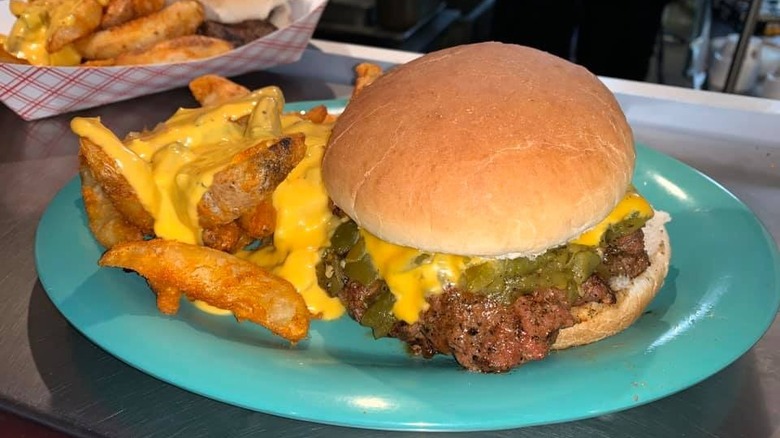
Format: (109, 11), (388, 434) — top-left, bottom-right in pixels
(0, 0), (326, 121)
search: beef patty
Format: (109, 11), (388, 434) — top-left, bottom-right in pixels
(198, 20), (277, 47)
(337, 229), (651, 372)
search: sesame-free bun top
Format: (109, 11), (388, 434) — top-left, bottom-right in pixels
(323, 42), (635, 257)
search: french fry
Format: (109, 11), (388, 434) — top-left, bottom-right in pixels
(202, 220), (254, 253)
(99, 239), (311, 342)
(79, 137), (155, 233)
(301, 105), (330, 124)
(47, 0), (104, 52)
(238, 197), (276, 240)
(353, 62), (383, 98)
(189, 74), (250, 107)
(0, 46), (27, 64)
(111, 35), (232, 66)
(75, 0), (204, 60)
(101, 0), (164, 29)
(82, 58), (117, 67)
(79, 157), (144, 248)
(197, 134), (306, 228)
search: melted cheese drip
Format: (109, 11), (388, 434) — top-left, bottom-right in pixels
(361, 191), (655, 324)
(71, 87), (285, 245)
(2, 0), (83, 66)
(570, 191), (654, 246)
(71, 88), (344, 320)
(362, 231), (474, 324)
(243, 115), (344, 320)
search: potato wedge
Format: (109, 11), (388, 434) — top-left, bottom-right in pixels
(301, 105), (330, 124)
(238, 196), (276, 239)
(75, 0), (204, 60)
(111, 35), (232, 66)
(202, 220), (254, 253)
(79, 156), (144, 248)
(189, 74), (250, 107)
(197, 134), (306, 228)
(353, 62), (382, 98)
(47, 0), (104, 52)
(101, 0), (165, 29)
(79, 137), (155, 233)
(100, 239), (310, 342)
(0, 45), (27, 64)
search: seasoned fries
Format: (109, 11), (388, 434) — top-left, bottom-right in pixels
(79, 158), (144, 248)
(189, 74), (250, 107)
(353, 62), (383, 98)
(78, 136), (155, 234)
(75, 0), (205, 60)
(101, 0), (164, 29)
(238, 197), (276, 239)
(47, 0), (104, 52)
(197, 134), (306, 228)
(0, 0), (236, 66)
(100, 240), (311, 342)
(107, 35), (232, 66)
(73, 74), (344, 343)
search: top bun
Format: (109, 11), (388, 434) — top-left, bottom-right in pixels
(323, 42), (635, 257)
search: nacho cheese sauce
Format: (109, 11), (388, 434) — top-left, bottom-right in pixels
(242, 114), (345, 320)
(71, 87), (286, 245)
(358, 190), (654, 324)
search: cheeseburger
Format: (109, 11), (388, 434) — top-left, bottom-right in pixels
(318, 42), (671, 373)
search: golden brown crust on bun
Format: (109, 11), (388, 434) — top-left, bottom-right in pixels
(553, 212), (671, 349)
(323, 42), (635, 257)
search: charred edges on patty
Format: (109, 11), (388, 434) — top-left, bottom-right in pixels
(316, 211), (652, 372)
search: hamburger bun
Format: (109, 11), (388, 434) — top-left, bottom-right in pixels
(197, 0), (290, 26)
(322, 42), (671, 372)
(323, 42), (636, 257)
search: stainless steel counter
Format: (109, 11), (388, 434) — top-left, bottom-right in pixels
(1, 41), (778, 437)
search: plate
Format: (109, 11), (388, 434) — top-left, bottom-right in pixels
(35, 101), (780, 431)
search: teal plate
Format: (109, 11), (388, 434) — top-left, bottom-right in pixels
(35, 101), (780, 431)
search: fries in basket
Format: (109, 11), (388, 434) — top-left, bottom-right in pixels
(0, 0), (289, 66)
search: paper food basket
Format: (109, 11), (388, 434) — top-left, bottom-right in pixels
(0, 0), (327, 120)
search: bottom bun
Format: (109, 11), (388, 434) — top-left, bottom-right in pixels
(553, 211), (672, 350)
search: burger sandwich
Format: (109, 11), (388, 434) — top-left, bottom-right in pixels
(317, 42), (671, 373)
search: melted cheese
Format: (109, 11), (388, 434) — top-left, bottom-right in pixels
(361, 190), (654, 324)
(570, 191), (654, 246)
(3, 0), (83, 66)
(71, 87), (285, 245)
(362, 232), (474, 324)
(72, 88), (345, 320)
(243, 115), (344, 320)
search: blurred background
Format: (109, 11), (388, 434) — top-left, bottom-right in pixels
(313, 0), (780, 99)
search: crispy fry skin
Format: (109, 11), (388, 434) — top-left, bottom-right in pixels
(75, 0), (204, 60)
(79, 137), (155, 234)
(202, 220), (254, 253)
(197, 134), (306, 228)
(47, 0), (103, 52)
(238, 196), (276, 239)
(99, 239), (311, 342)
(81, 58), (116, 66)
(188, 74), (250, 107)
(110, 35), (232, 66)
(301, 105), (329, 124)
(0, 46), (27, 64)
(101, 0), (165, 29)
(79, 156), (144, 248)
(353, 62), (382, 98)
(148, 280), (181, 314)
